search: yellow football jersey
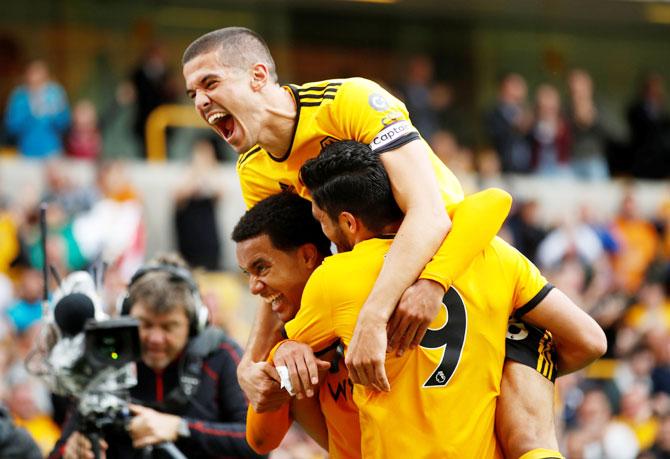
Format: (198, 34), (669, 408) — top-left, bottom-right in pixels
(284, 236), (552, 459)
(236, 77), (464, 209)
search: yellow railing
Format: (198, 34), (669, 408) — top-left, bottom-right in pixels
(145, 104), (208, 161)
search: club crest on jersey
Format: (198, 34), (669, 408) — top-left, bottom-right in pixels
(368, 93), (390, 111)
(506, 320), (529, 341)
(320, 136), (339, 149)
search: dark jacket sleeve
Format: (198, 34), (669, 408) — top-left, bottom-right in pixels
(178, 338), (266, 458)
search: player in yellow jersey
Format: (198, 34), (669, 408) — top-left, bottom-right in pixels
(232, 192), (360, 458)
(288, 140), (604, 458)
(182, 27), (592, 457)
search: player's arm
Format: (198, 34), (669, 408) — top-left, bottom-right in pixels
(388, 187), (513, 352)
(345, 138), (450, 389)
(237, 303), (291, 412)
(520, 288), (607, 375)
(246, 393), (329, 454)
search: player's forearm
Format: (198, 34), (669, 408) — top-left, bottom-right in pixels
(241, 303), (285, 364)
(523, 289), (607, 376)
(246, 404), (292, 454)
(361, 205), (450, 322)
(554, 330), (608, 375)
(420, 188), (512, 289)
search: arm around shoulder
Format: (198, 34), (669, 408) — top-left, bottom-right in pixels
(521, 288), (607, 375)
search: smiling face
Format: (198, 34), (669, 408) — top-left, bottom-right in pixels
(183, 50), (263, 153)
(236, 234), (317, 323)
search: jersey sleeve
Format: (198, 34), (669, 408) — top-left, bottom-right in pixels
(246, 404), (292, 454)
(329, 78), (420, 151)
(419, 188), (513, 290)
(284, 266), (339, 352)
(494, 239), (554, 318)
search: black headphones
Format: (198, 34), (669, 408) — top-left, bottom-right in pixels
(121, 264), (209, 337)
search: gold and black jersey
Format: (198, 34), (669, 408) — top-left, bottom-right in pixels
(236, 77), (463, 209)
(285, 236), (553, 459)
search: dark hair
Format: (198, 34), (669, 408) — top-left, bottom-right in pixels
(300, 140), (403, 233)
(232, 192), (331, 257)
(182, 27), (277, 82)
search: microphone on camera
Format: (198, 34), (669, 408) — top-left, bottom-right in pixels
(53, 293), (96, 337)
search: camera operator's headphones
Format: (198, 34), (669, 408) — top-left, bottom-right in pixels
(121, 264), (209, 337)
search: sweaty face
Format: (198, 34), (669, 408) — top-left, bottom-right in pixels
(130, 302), (190, 371)
(311, 203), (353, 253)
(236, 234), (313, 323)
(183, 51), (259, 153)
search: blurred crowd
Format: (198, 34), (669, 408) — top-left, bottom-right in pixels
(2, 52), (670, 182)
(0, 49), (670, 458)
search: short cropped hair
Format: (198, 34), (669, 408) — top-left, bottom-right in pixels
(182, 27), (277, 82)
(127, 253), (197, 317)
(300, 140), (403, 233)
(232, 192), (332, 257)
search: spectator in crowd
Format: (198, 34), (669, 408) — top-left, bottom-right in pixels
(485, 72), (533, 173)
(627, 72), (670, 179)
(397, 55), (440, 140)
(615, 382), (659, 451)
(564, 387), (639, 459)
(0, 403), (41, 459)
(4, 269), (42, 335)
(567, 69), (610, 181)
(610, 191), (660, 295)
(173, 138), (225, 270)
(65, 99), (102, 160)
(505, 199), (548, 263)
(530, 83), (572, 176)
(131, 44), (178, 157)
(5, 368), (60, 455)
(42, 159), (100, 219)
(4, 60), (70, 158)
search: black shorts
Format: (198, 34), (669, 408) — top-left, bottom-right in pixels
(505, 318), (557, 382)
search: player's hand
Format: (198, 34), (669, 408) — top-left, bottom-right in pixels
(274, 340), (330, 400)
(63, 432), (108, 459)
(345, 311), (391, 392)
(387, 279), (444, 356)
(237, 359), (291, 412)
(127, 404), (181, 448)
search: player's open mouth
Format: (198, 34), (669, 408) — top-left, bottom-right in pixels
(266, 293), (283, 309)
(208, 112), (235, 141)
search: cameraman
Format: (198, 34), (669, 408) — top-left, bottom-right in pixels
(49, 254), (263, 459)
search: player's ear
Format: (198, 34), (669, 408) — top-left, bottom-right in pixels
(298, 243), (320, 270)
(339, 212), (357, 234)
(250, 63), (269, 91)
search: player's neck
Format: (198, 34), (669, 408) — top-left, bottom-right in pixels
(260, 85), (297, 156)
(353, 221), (401, 246)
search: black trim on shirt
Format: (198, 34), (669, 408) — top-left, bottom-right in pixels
(314, 339), (342, 357)
(514, 283), (554, 319)
(374, 132), (421, 154)
(267, 85), (301, 163)
(237, 145), (262, 167)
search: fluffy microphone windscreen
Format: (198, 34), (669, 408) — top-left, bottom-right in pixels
(54, 293), (96, 337)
